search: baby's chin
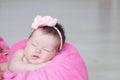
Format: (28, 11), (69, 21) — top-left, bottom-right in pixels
(29, 60), (41, 64)
(23, 56), (47, 64)
(26, 59), (43, 64)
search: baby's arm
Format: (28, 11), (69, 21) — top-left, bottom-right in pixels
(8, 49), (50, 72)
(7, 49), (24, 72)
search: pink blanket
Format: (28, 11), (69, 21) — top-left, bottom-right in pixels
(1, 39), (88, 80)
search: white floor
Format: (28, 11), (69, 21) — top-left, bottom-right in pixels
(0, 0), (120, 80)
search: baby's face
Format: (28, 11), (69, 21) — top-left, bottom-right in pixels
(24, 29), (59, 64)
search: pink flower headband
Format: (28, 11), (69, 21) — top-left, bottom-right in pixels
(32, 16), (63, 50)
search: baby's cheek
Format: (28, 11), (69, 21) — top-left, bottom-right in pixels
(47, 54), (55, 60)
(25, 47), (33, 54)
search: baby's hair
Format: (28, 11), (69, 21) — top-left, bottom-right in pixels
(29, 23), (66, 51)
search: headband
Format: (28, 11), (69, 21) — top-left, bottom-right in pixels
(32, 16), (63, 50)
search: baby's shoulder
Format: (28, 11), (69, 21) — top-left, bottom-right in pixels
(13, 49), (24, 57)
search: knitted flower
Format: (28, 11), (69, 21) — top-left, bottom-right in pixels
(32, 16), (57, 29)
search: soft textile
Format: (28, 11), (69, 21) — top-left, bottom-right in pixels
(0, 37), (9, 63)
(1, 39), (88, 80)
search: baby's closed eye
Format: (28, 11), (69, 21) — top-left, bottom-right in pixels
(31, 43), (37, 47)
(43, 48), (52, 52)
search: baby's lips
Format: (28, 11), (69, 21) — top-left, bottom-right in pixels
(31, 55), (40, 60)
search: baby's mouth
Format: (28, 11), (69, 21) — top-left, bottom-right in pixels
(31, 55), (40, 60)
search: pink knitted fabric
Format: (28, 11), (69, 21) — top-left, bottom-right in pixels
(2, 39), (88, 80)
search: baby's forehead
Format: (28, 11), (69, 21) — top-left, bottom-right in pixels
(32, 31), (58, 42)
(32, 28), (59, 42)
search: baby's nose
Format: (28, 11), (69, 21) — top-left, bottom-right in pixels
(35, 48), (41, 53)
